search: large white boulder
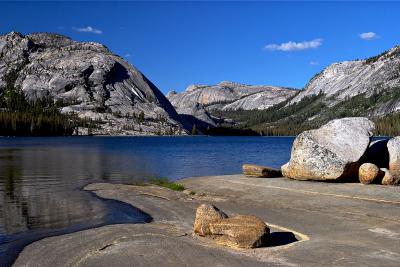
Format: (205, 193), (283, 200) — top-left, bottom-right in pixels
(282, 117), (375, 181)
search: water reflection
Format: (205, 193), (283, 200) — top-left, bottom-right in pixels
(0, 144), (154, 267)
(0, 136), (294, 266)
(1, 148), (106, 235)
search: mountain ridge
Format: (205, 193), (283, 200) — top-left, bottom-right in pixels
(0, 31), (189, 135)
(167, 81), (297, 130)
(169, 44), (400, 135)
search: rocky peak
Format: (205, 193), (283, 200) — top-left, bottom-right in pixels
(386, 45), (400, 58)
(185, 84), (208, 92)
(0, 31), (189, 135)
(167, 90), (177, 98)
(217, 81), (245, 88)
(289, 44), (400, 106)
(27, 32), (74, 48)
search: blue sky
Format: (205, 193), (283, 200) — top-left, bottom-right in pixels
(1, 1), (399, 94)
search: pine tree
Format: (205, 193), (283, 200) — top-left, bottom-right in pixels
(138, 111), (145, 123)
(191, 124), (197, 135)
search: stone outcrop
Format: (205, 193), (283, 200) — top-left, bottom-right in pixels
(193, 204), (269, 248)
(193, 204), (227, 236)
(282, 117), (375, 181)
(0, 31), (189, 135)
(209, 215), (270, 249)
(359, 163), (381, 184)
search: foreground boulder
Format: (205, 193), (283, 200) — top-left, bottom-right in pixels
(359, 163), (381, 184)
(242, 164), (282, 178)
(282, 117), (374, 181)
(209, 215), (270, 248)
(193, 204), (269, 248)
(193, 204), (227, 236)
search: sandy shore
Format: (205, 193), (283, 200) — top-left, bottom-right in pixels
(13, 175), (400, 267)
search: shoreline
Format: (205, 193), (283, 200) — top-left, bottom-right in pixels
(12, 174), (400, 267)
(1, 185), (152, 267)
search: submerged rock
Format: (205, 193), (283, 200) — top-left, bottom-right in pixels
(359, 163), (380, 184)
(193, 204), (227, 236)
(209, 215), (270, 249)
(282, 117), (375, 181)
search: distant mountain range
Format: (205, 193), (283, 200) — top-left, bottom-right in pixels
(168, 45), (400, 136)
(1, 31), (399, 136)
(167, 81), (296, 129)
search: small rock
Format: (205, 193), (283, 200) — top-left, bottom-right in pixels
(209, 215), (270, 248)
(359, 163), (380, 184)
(381, 168), (400, 185)
(242, 164), (282, 178)
(193, 204), (228, 236)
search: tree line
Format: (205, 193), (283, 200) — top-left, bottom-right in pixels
(209, 90), (400, 137)
(0, 69), (88, 136)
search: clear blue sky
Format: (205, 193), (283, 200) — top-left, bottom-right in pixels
(1, 1), (399, 94)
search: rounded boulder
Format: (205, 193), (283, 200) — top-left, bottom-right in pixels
(359, 163), (380, 184)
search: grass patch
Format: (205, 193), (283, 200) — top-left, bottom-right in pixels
(149, 177), (185, 191)
(129, 176), (185, 191)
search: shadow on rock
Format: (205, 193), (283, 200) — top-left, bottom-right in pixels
(266, 231), (298, 247)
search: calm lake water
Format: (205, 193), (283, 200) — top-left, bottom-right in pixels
(0, 136), (294, 266)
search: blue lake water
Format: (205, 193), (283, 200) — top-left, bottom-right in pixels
(0, 136), (294, 266)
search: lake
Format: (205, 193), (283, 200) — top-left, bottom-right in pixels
(0, 136), (294, 266)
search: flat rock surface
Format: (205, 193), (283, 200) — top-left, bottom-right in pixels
(14, 175), (400, 267)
